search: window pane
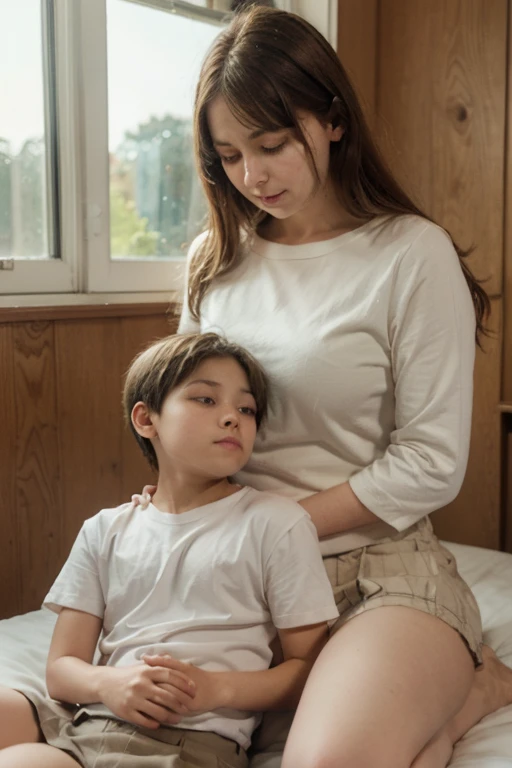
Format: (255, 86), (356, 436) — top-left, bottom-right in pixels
(107, 0), (223, 261)
(0, 0), (55, 260)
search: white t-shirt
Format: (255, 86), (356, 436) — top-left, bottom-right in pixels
(179, 215), (476, 555)
(44, 487), (338, 749)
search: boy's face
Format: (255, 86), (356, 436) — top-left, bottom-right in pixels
(148, 356), (258, 480)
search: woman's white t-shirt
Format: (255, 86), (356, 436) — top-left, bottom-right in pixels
(179, 215), (476, 555)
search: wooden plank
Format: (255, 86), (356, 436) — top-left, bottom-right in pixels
(337, 0), (378, 126)
(0, 324), (20, 619)
(377, 0), (507, 548)
(504, 415), (512, 552)
(12, 322), (62, 614)
(119, 314), (178, 501)
(0, 302), (174, 324)
(55, 318), (124, 555)
(503, 0), (512, 402)
(376, 0), (435, 214)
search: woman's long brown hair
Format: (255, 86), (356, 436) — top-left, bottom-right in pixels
(190, 5), (489, 344)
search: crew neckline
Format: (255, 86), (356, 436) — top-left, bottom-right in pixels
(250, 216), (383, 260)
(144, 485), (250, 525)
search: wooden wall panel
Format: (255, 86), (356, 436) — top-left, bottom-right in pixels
(0, 324), (19, 617)
(503, 0), (512, 404)
(118, 314), (177, 500)
(0, 309), (172, 619)
(12, 323), (63, 613)
(54, 319), (125, 560)
(377, 0), (507, 548)
(337, 0), (378, 124)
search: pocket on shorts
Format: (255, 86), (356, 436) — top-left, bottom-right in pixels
(333, 534), (440, 618)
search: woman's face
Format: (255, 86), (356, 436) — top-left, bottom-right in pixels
(206, 96), (343, 223)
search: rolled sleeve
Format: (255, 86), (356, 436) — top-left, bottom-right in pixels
(349, 225), (476, 530)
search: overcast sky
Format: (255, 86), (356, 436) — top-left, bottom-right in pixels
(1, 0), (221, 154)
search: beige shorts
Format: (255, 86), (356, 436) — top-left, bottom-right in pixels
(39, 710), (248, 768)
(323, 516), (483, 665)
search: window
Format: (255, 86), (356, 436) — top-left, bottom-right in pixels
(0, 0), (76, 293)
(0, 0), (337, 303)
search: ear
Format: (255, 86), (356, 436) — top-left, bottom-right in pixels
(327, 96), (344, 143)
(131, 402), (157, 438)
(330, 124), (344, 143)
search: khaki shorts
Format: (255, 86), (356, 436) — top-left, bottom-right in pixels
(323, 516), (483, 665)
(39, 710), (248, 768)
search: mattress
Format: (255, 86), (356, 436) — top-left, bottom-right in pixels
(1, 541), (511, 766)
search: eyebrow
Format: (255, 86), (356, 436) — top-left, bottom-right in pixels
(213, 128), (271, 148)
(185, 378), (254, 396)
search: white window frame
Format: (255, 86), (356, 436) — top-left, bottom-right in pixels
(1, 0), (80, 295)
(0, 0), (337, 305)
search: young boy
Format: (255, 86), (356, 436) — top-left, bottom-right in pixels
(0, 333), (338, 768)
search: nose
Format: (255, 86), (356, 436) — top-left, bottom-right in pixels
(220, 408), (239, 429)
(243, 156), (268, 190)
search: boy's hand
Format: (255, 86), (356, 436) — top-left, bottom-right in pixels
(98, 663), (196, 729)
(143, 654), (226, 715)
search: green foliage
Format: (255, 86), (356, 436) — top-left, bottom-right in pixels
(110, 187), (160, 257)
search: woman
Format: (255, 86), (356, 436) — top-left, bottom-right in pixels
(142, 5), (512, 767)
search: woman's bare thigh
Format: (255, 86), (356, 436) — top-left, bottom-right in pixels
(0, 687), (42, 750)
(282, 606), (475, 768)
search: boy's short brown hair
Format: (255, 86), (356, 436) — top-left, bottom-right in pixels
(123, 332), (269, 471)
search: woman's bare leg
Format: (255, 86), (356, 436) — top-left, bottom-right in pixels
(0, 687), (41, 749)
(411, 645), (512, 768)
(282, 606), (475, 768)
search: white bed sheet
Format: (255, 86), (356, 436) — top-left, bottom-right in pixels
(0, 541), (511, 766)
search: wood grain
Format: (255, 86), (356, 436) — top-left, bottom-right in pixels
(337, 0), (378, 125)
(118, 314), (176, 500)
(12, 322), (62, 613)
(503, 0), (512, 402)
(377, 0), (507, 548)
(0, 324), (20, 617)
(54, 319), (125, 557)
(504, 415), (512, 552)
(0, 302), (174, 324)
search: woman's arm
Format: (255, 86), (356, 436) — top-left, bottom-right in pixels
(298, 482), (380, 538)
(143, 621), (329, 713)
(305, 225), (477, 538)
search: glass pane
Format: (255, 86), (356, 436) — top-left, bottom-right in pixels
(0, 0), (54, 260)
(107, 0), (223, 261)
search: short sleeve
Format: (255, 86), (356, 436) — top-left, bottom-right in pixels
(264, 516), (339, 629)
(349, 223), (476, 530)
(178, 232), (208, 334)
(43, 519), (105, 618)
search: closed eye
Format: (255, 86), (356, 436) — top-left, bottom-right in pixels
(219, 153), (240, 165)
(262, 141), (286, 155)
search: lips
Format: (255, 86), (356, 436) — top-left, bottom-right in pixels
(260, 191), (285, 205)
(215, 437), (242, 449)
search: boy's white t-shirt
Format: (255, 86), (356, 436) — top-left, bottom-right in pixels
(44, 487), (338, 749)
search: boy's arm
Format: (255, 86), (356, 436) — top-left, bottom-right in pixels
(46, 607), (195, 728)
(144, 620), (329, 713)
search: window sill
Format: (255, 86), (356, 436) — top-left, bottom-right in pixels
(0, 292), (179, 323)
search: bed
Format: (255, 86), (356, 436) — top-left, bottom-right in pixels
(1, 541), (511, 766)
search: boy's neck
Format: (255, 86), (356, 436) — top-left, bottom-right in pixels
(150, 473), (241, 515)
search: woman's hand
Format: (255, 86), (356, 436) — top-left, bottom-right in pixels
(143, 654), (226, 714)
(98, 662), (196, 729)
(131, 485), (157, 510)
